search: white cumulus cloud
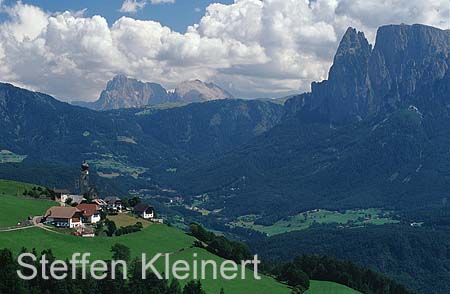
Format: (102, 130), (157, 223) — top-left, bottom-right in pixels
(119, 0), (147, 13)
(0, 0), (448, 102)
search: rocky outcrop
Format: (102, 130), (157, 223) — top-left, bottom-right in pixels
(369, 24), (450, 110)
(73, 75), (169, 110)
(286, 24), (450, 123)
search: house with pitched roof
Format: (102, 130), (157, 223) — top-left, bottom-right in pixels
(76, 203), (102, 224)
(44, 206), (83, 228)
(133, 203), (155, 219)
(104, 196), (123, 211)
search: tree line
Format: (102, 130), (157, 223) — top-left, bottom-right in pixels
(191, 223), (413, 294)
(189, 223), (252, 263)
(0, 246), (227, 294)
(267, 255), (413, 294)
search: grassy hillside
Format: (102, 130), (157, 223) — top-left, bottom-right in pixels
(0, 225), (290, 294)
(107, 213), (152, 228)
(0, 180), (55, 227)
(0, 225), (360, 294)
(0, 180), (358, 294)
(0, 195), (55, 227)
(306, 281), (360, 294)
(0, 179), (41, 196)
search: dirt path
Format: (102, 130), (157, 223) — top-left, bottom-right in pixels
(0, 225), (34, 232)
(34, 223), (64, 234)
(31, 216), (65, 234)
(0, 216), (63, 234)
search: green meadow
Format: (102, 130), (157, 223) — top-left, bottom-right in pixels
(230, 208), (399, 236)
(0, 195), (55, 227)
(0, 179), (40, 196)
(0, 180), (55, 227)
(306, 280), (360, 294)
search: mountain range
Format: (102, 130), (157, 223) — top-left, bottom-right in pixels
(1, 22), (450, 293)
(1, 23), (449, 217)
(167, 23), (450, 218)
(73, 75), (234, 110)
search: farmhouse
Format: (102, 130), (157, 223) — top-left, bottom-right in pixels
(44, 206), (83, 228)
(133, 203), (155, 219)
(76, 203), (102, 224)
(104, 196), (123, 211)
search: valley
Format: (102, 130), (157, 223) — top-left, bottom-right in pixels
(0, 22), (449, 293)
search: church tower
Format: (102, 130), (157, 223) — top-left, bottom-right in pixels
(80, 161), (90, 195)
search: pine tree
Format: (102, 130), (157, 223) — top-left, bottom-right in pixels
(183, 280), (206, 294)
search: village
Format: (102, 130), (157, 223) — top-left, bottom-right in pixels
(39, 162), (163, 237)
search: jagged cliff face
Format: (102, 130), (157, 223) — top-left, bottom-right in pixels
(90, 75), (169, 110)
(287, 24), (450, 123)
(369, 24), (450, 110)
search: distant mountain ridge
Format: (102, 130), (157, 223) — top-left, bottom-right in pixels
(0, 81), (282, 170)
(172, 79), (233, 103)
(73, 75), (234, 110)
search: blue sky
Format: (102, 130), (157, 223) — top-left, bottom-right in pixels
(0, 0), (234, 32)
(0, 0), (448, 102)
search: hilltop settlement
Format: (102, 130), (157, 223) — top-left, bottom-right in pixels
(38, 162), (162, 237)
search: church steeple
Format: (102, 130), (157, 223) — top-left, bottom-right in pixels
(80, 161), (90, 195)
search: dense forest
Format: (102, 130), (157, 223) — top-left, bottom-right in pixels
(251, 224), (450, 293)
(269, 255), (412, 294)
(190, 224), (411, 294)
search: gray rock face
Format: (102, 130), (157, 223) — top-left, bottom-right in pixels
(286, 24), (450, 123)
(74, 75), (169, 110)
(369, 24), (450, 109)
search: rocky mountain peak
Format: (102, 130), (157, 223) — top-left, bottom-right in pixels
(369, 24), (450, 109)
(72, 76), (235, 110)
(95, 75), (169, 110)
(105, 74), (129, 89)
(334, 27), (372, 58)
(286, 24), (450, 124)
